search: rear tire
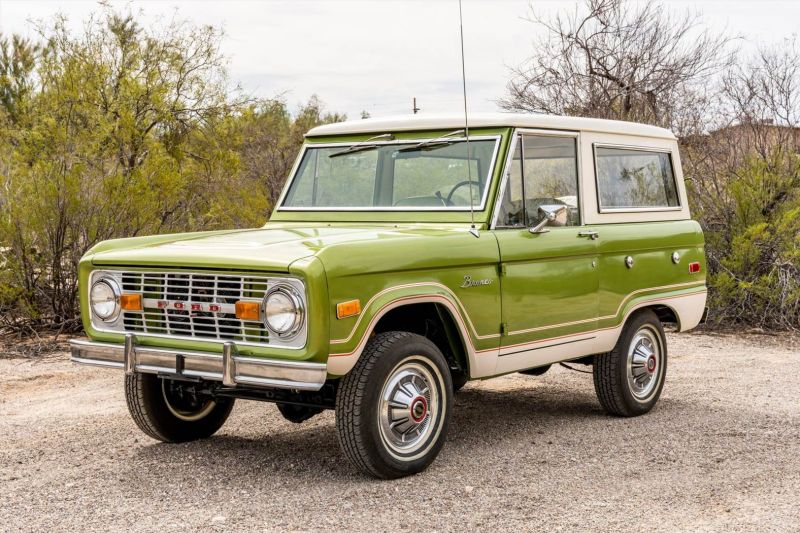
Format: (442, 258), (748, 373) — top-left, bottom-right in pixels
(125, 373), (234, 442)
(335, 331), (453, 479)
(593, 309), (667, 417)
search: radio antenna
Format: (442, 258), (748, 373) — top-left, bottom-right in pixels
(459, 0), (479, 238)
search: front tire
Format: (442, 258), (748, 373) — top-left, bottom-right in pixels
(125, 373), (234, 442)
(335, 331), (453, 479)
(593, 309), (667, 417)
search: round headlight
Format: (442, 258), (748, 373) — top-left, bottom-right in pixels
(262, 286), (304, 338)
(90, 277), (121, 322)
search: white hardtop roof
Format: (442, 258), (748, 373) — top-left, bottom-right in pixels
(306, 112), (676, 140)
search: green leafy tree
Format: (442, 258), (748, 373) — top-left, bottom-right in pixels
(0, 8), (344, 331)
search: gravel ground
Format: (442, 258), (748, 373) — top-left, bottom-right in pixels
(1, 332), (799, 532)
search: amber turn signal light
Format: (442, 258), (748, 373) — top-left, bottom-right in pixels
(120, 293), (142, 311)
(336, 299), (361, 319)
(235, 300), (261, 321)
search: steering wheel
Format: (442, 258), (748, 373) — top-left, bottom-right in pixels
(446, 180), (481, 204)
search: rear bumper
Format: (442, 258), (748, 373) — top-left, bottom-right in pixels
(69, 335), (327, 391)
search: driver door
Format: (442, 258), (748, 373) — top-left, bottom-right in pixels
(493, 132), (599, 374)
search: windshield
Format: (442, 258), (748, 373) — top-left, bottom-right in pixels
(281, 137), (499, 210)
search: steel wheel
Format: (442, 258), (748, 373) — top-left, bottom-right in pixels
(125, 373), (234, 443)
(377, 356), (444, 460)
(161, 379), (217, 422)
(626, 326), (662, 401)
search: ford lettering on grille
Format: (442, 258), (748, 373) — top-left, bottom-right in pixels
(119, 271), (269, 343)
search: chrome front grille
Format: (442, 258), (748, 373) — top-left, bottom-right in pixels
(119, 271), (271, 343)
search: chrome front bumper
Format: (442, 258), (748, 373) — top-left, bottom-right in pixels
(69, 335), (327, 391)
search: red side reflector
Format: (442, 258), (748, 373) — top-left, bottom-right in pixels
(689, 262), (702, 274)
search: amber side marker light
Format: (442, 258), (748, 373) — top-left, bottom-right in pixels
(235, 300), (261, 321)
(689, 262), (702, 274)
(120, 293), (142, 311)
(337, 299), (361, 319)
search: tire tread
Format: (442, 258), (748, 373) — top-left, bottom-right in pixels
(124, 373), (233, 443)
(125, 373), (170, 441)
(335, 331), (451, 479)
(336, 332), (408, 477)
(593, 309), (666, 417)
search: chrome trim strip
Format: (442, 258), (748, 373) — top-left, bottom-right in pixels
(327, 289), (707, 380)
(489, 128), (518, 229)
(70, 338), (327, 391)
(72, 357), (124, 369)
(275, 135), (501, 212)
(596, 206), (684, 213)
(329, 280), (706, 348)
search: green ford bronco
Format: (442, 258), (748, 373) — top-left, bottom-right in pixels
(71, 113), (707, 478)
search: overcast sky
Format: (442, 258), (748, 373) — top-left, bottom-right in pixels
(1, 1), (798, 119)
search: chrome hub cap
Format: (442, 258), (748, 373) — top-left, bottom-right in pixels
(627, 327), (661, 401)
(378, 357), (444, 460)
(410, 395), (428, 423)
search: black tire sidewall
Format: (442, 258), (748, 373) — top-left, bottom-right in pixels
(342, 332), (453, 478)
(126, 373), (234, 442)
(616, 311), (668, 415)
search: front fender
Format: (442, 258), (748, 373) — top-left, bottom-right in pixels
(326, 281), (500, 378)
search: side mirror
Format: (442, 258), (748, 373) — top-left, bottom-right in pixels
(529, 204), (568, 234)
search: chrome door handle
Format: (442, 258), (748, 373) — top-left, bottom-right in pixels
(578, 230), (599, 240)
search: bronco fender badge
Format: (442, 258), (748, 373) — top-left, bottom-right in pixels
(460, 275), (493, 288)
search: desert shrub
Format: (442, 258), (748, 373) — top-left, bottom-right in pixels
(701, 151), (800, 328)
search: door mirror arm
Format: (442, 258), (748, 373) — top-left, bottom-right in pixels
(529, 205), (568, 234)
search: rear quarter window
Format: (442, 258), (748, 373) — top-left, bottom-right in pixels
(595, 146), (680, 210)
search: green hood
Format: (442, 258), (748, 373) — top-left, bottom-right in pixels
(88, 226), (371, 271)
(87, 224), (491, 273)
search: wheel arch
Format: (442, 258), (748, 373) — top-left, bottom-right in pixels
(625, 290), (706, 333)
(326, 292), (480, 378)
(647, 304), (679, 327)
(595, 289), (707, 355)
(372, 302), (470, 378)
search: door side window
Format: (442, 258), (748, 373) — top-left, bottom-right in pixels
(496, 134), (580, 228)
(496, 137), (524, 227)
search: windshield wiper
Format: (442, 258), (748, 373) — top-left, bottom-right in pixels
(329, 133), (395, 158)
(397, 129), (466, 153)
